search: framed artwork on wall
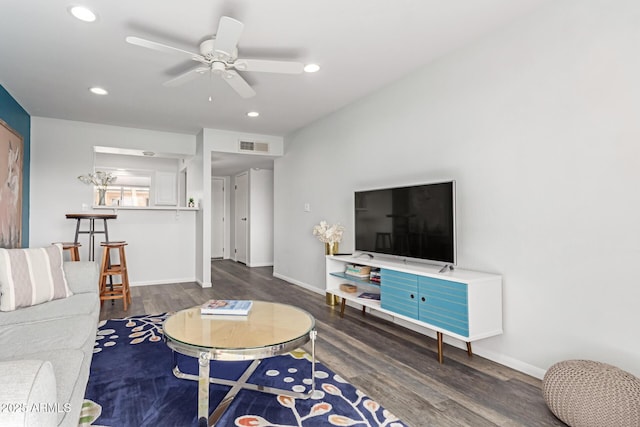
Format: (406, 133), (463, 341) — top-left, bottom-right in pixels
(0, 118), (23, 248)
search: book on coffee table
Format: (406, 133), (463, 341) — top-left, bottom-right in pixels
(200, 299), (253, 316)
(200, 313), (249, 321)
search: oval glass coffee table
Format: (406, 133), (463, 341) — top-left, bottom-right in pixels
(163, 301), (317, 427)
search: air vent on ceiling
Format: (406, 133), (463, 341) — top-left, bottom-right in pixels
(239, 140), (270, 153)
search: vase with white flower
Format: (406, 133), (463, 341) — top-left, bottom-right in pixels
(78, 171), (117, 206)
(312, 221), (345, 255)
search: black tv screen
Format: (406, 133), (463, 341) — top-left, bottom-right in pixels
(354, 181), (456, 265)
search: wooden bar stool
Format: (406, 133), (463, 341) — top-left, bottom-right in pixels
(52, 242), (81, 261)
(99, 241), (131, 310)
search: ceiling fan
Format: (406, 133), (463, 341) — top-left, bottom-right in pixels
(126, 16), (304, 98)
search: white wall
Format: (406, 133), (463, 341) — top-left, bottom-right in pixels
(274, 0), (640, 378)
(249, 168), (274, 267)
(192, 130), (207, 287)
(201, 128), (283, 276)
(30, 117), (198, 285)
(211, 176), (231, 259)
(202, 128), (284, 155)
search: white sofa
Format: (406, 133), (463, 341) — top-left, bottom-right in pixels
(0, 261), (100, 427)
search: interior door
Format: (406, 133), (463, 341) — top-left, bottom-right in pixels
(234, 172), (248, 264)
(211, 178), (225, 258)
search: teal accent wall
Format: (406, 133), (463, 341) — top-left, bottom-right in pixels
(0, 84), (30, 246)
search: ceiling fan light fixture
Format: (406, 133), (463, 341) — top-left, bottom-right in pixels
(247, 111), (260, 118)
(69, 6), (97, 22)
(89, 87), (108, 95)
(127, 16), (307, 99)
(304, 63), (320, 73)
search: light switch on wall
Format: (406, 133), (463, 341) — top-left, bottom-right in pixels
(304, 203), (311, 212)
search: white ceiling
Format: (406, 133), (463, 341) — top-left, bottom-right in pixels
(0, 0), (549, 137)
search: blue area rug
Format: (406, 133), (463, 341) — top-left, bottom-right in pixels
(81, 313), (407, 427)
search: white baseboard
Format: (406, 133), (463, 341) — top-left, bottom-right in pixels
(247, 262), (274, 268)
(394, 317), (545, 378)
(130, 278), (197, 287)
(197, 279), (212, 288)
(273, 273), (324, 295)
(475, 349), (546, 379)
(273, 272), (546, 380)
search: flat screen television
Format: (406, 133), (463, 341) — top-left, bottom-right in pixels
(354, 180), (456, 265)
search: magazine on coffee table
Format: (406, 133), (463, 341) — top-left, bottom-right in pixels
(200, 299), (253, 315)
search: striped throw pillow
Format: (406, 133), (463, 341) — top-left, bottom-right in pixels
(0, 244), (73, 311)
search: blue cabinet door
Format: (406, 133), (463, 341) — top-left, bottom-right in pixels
(380, 269), (418, 319)
(418, 276), (469, 337)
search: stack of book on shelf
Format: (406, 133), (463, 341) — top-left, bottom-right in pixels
(200, 300), (253, 317)
(344, 264), (371, 278)
(369, 268), (381, 283)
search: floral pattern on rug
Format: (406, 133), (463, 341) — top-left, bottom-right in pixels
(84, 313), (407, 427)
(78, 399), (103, 427)
(94, 314), (166, 353)
(220, 355), (404, 427)
(232, 385), (404, 427)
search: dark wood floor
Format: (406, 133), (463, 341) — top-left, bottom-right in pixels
(99, 260), (564, 427)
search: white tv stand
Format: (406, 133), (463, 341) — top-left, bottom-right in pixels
(325, 254), (502, 363)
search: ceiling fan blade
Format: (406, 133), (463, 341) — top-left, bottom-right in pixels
(126, 36), (204, 61)
(235, 59), (304, 74)
(163, 66), (209, 87)
(223, 70), (256, 98)
(214, 16), (244, 58)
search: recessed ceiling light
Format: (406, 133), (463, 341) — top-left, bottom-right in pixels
(247, 111), (260, 118)
(69, 6), (97, 22)
(304, 64), (320, 73)
(89, 87), (108, 95)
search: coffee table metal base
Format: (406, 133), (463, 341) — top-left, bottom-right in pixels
(171, 330), (317, 426)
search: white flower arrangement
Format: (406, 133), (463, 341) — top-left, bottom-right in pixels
(77, 171), (117, 189)
(312, 220), (345, 244)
